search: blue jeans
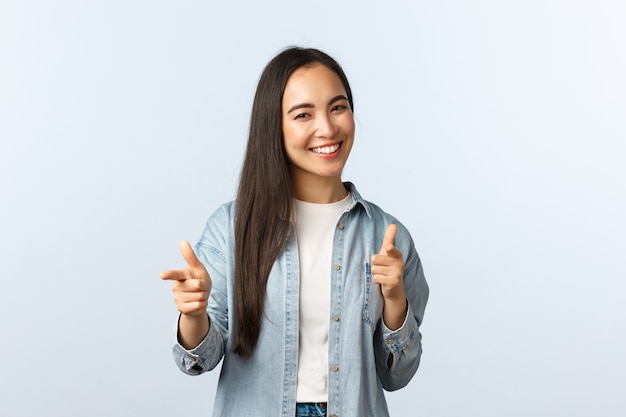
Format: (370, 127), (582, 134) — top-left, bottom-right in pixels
(296, 403), (327, 417)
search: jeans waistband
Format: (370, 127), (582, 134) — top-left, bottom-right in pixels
(296, 402), (327, 416)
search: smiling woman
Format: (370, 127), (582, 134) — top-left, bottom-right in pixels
(160, 47), (429, 417)
(282, 63), (355, 203)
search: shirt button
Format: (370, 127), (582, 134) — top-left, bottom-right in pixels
(388, 338), (395, 345)
(332, 315), (340, 321)
(334, 264), (341, 270)
(331, 414), (338, 417)
(331, 365), (339, 372)
(337, 223), (344, 229)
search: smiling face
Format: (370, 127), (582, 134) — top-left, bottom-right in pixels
(281, 63), (355, 202)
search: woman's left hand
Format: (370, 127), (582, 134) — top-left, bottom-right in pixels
(371, 224), (407, 330)
(371, 224), (405, 300)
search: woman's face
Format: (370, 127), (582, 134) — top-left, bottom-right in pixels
(281, 63), (355, 188)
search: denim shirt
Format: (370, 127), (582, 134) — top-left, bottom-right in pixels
(172, 183), (429, 417)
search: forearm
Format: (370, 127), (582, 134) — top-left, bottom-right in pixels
(375, 307), (422, 391)
(178, 312), (210, 350)
(382, 295), (408, 331)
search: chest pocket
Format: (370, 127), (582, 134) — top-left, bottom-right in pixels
(362, 262), (384, 328)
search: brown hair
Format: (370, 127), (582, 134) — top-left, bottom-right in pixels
(233, 47), (354, 357)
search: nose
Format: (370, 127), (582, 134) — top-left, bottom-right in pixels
(315, 114), (338, 138)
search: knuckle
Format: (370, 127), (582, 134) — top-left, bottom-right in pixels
(193, 301), (207, 311)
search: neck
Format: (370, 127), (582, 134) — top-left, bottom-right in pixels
(290, 174), (348, 204)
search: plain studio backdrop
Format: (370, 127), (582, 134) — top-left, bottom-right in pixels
(1, 1), (624, 416)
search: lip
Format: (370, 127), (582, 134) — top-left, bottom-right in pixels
(309, 141), (343, 157)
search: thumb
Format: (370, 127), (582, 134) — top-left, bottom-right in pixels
(179, 240), (203, 270)
(378, 224), (397, 255)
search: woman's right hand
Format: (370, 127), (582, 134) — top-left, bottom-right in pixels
(161, 241), (212, 317)
(161, 241), (212, 349)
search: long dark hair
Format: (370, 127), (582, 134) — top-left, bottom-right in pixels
(233, 47), (354, 357)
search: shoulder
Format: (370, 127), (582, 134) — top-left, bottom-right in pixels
(197, 200), (236, 250)
(368, 201), (413, 244)
(347, 183), (409, 229)
(209, 200), (236, 222)
(346, 182), (416, 251)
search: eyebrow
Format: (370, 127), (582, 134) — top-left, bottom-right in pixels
(287, 94), (349, 114)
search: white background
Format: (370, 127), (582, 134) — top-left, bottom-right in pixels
(1, 1), (625, 416)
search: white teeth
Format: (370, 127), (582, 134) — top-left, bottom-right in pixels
(311, 143), (340, 154)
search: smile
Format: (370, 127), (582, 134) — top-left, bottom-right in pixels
(310, 142), (342, 154)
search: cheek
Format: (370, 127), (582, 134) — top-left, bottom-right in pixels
(283, 124), (310, 149)
(342, 117), (355, 138)
(340, 113), (356, 136)
(281, 124), (295, 149)
(342, 118), (355, 155)
(347, 121), (355, 137)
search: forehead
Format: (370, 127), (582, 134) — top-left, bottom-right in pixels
(282, 64), (346, 102)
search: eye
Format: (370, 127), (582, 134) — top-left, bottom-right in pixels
(294, 113), (310, 120)
(331, 104), (348, 112)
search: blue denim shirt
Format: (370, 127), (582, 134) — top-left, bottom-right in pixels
(172, 183), (429, 417)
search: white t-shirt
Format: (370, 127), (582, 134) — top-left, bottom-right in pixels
(292, 193), (352, 402)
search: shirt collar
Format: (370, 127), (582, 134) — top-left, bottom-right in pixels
(343, 182), (373, 219)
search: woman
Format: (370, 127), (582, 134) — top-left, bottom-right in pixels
(161, 47), (429, 417)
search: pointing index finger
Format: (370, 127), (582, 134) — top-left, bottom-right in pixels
(379, 224), (398, 255)
(179, 240), (203, 269)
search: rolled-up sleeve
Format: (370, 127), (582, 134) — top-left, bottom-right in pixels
(375, 246), (429, 391)
(171, 204), (233, 375)
(172, 314), (225, 375)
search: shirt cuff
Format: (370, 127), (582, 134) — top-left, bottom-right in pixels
(380, 302), (419, 354)
(172, 314), (220, 373)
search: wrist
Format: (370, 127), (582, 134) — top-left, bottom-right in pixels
(383, 286), (406, 303)
(382, 297), (408, 331)
(178, 312), (210, 350)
